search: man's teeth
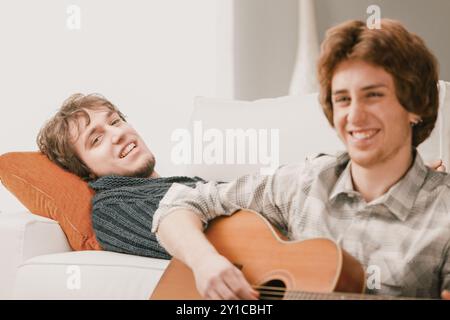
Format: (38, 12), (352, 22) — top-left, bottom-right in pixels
(120, 143), (136, 158)
(351, 130), (378, 140)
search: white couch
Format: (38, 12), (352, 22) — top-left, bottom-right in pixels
(1, 81), (449, 299)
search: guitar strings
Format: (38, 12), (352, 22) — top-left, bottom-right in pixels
(251, 287), (368, 300)
(251, 284), (414, 300)
(251, 285), (390, 300)
(252, 284), (284, 291)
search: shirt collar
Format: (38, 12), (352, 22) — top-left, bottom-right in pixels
(329, 159), (355, 201)
(329, 150), (429, 221)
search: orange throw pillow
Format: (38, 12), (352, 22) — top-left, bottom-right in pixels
(0, 152), (102, 251)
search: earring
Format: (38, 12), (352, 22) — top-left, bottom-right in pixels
(411, 117), (423, 126)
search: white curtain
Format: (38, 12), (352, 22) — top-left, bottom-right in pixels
(289, 0), (319, 95)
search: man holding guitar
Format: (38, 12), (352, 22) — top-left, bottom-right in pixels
(152, 19), (450, 300)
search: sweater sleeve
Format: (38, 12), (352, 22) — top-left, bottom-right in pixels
(92, 200), (171, 260)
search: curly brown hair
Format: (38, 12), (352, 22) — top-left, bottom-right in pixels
(36, 93), (127, 181)
(317, 19), (439, 147)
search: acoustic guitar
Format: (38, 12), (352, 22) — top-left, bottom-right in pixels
(150, 210), (414, 300)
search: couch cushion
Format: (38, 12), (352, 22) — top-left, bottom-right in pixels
(13, 251), (169, 299)
(0, 152), (101, 251)
(419, 80), (450, 167)
(0, 211), (71, 299)
(182, 93), (343, 181)
(182, 81), (450, 181)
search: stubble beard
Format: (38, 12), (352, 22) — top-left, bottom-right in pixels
(128, 154), (156, 178)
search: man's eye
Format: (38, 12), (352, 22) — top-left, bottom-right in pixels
(111, 119), (121, 125)
(334, 96), (350, 104)
(92, 135), (102, 146)
(367, 92), (383, 98)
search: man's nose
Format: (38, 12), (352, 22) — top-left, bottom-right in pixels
(109, 126), (125, 144)
(347, 99), (367, 125)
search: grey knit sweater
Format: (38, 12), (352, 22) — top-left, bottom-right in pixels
(88, 175), (206, 260)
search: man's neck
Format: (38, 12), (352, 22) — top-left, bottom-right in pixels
(149, 171), (160, 178)
(350, 146), (414, 203)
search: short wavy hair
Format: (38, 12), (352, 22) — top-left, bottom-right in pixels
(36, 93), (127, 181)
(317, 19), (439, 147)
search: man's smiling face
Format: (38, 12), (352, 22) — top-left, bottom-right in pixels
(331, 59), (419, 168)
(70, 106), (157, 179)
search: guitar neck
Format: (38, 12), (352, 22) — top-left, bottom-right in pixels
(258, 288), (422, 300)
(287, 291), (419, 300)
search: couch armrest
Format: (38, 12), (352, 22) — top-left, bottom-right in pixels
(0, 211), (72, 299)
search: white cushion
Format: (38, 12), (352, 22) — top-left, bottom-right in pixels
(182, 81), (450, 181)
(418, 80), (450, 165)
(183, 93), (343, 181)
(13, 251), (169, 300)
(0, 211), (71, 299)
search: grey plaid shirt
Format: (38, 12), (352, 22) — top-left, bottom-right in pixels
(152, 151), (450, 299)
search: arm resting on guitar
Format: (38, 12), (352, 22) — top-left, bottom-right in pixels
(156, 208), (217, 269)
(151, 164), (309, 299)
(152, 166), (303, 242)
(156, 208), (259, 300)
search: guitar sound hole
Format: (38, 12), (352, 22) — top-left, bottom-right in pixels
(258, 280), (286, 300)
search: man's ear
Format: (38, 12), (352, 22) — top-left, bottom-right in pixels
(409, 113), (422, 125)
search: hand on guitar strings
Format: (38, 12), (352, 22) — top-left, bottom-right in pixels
(191, 252), (260, 300)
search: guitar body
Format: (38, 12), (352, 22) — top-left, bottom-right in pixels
(151, 210), (366, 300)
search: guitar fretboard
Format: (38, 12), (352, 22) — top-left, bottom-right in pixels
(255, 285), (420, 300)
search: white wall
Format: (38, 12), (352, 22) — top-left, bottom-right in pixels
(1, 0), (450, 212)
(315, 0), (450, 82)
(233, 0), (298, 100)
(233, 0), (450, 100)
(0, 0), (220, 212)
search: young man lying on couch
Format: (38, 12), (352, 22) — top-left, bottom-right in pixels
(37, 93), (208, 259)
(153, 19), (450, 300)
